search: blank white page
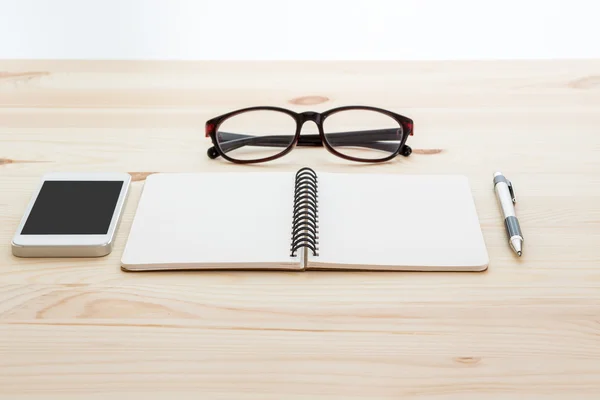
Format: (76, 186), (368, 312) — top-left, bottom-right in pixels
(121, 172), (301, 271)
(311, 173), (489, 271)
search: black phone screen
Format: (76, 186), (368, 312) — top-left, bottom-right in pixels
(21, 181), (124, 235)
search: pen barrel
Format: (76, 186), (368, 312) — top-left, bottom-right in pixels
(505, 216), (523, 240)
(494, 181), (515, 218)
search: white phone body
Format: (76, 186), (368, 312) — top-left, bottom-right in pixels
(11, 172), (131, 257)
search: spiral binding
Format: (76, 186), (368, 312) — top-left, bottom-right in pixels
(290, 167), (319, 257)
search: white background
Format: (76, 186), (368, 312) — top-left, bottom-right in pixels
(1, 0), (598, 60)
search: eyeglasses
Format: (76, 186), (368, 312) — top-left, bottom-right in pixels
(205, 106), (413, 163)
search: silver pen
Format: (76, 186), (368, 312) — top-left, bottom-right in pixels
(493, 172), (524, 256)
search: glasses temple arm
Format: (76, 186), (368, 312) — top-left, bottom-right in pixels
(208, 129), (411, 159)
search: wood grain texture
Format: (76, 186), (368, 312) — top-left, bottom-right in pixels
(1, 60), (600, 399)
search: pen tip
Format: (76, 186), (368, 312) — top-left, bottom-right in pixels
(510, 237), (523, 256)
(494, 172), (503, 178)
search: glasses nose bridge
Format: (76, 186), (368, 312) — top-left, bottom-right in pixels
(298, 111), (323, 137)
(296, 112), (323, 147)
(299, 111), (322, 125)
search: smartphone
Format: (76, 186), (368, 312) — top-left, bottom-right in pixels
(11, 172), (131, 257)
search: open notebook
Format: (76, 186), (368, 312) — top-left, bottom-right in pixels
(121, 168), (489, 272)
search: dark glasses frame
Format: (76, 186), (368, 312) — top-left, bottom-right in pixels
(205, 105), (414, 164)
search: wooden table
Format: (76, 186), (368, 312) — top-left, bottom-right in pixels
(1, 60), (599, 399)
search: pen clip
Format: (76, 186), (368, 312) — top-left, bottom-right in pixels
(507, 180), (516, 203)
